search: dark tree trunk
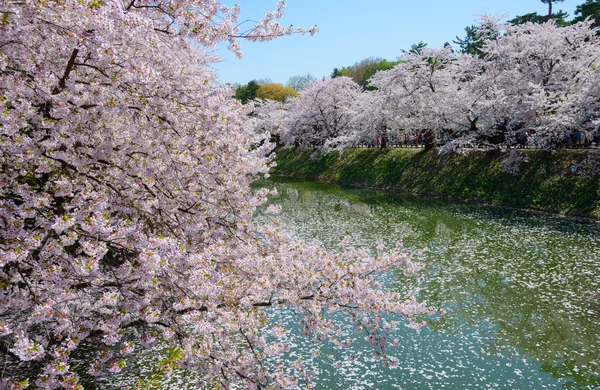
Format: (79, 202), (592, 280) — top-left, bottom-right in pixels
(423, 130), (436, 151)
(378, 124), (388, 149)
(469, 117), (479, 132)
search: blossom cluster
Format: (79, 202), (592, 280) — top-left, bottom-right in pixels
(0, 1), (426, 388)
(264, 19), (600, 152)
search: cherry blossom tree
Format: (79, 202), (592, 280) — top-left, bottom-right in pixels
(263, 17), (600, 156)
(369, 17), (600, 151)
(277, 77), (364, 150)
(347, 91), (391, 148)
(369, 47), (473, 149)
(254, 98), (288, 137)
(370, 47), (455, 131)
(0, 1), (429, 389)
(480, 19), (600, 147)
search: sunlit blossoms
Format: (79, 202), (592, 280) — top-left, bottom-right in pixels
(277, 77), (364, 150)
(0, 1), (428, 389)
(265, 18), (600, 151)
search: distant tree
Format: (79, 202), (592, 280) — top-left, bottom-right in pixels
(256, 83), (298, 102)
(542, 0), (565, 18)
(509, 12), (550, 25)
(360, 59), (399, 90)
(279, 77), (363, 149)
(403, 41), (428, 55)
(454, 25), (486, 57)
(370, 46), (470, 151)
(234, 80), (260, 104)
(481, 19), (600, 145)
(366, 19), (600, 152)
(347, 92), (392, 148)
(573, 0), (600, 29)
(253, 99), (288, 136)
(331, 67), (342, 78)
(509, 11), (569, 26)
(338, 58), (381, 86)
(335, 58), (399, 89)
(254, 77), (273, 85)
(286, 73), (317, 91)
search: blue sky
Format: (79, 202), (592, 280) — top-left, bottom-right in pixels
(213, 0), (579, 85)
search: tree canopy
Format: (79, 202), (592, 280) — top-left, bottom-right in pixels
(332, 57), (399, 89)
(454, 26), (486, 57)
(0, 1), (427, 389)
(286, 73), (317, 91)
(234, 80), (260, 104)
(573, 0), (600, 28)
(509, 10), (570, 26)
(256, 82), (298, 102)
(262, 18), (600, 153)
(541, 0), (566, 18)
(278, 77), (364, 148)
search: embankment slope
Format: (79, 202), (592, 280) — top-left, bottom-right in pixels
(271, 146), (600, 219)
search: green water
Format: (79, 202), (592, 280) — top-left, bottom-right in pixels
(252, 177), (600, 390)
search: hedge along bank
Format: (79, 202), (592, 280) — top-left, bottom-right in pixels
(271, 146), (600, 219)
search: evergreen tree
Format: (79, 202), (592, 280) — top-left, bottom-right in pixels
(541, 0), (565, 18)
(573, 0), (600, 29)
(234, 80), (260, 104)
(454, 25), (485, 57)
(509, 11), (569, 26)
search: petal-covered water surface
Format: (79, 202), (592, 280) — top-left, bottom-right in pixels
(252, 177), (600, 390)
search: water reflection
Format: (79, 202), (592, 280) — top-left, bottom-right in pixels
(255, 177), (600, 389)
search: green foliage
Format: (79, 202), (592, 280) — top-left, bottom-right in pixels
(333, 57), (399, 89)
(360, 59), (398, 90)
(233, 80), (259, 104)
(403, 41), (428, 55)
(272, 147), (600, 219)
(508, 11), (570, 26)
(573, 0), (600, 28)
(453, 26), (485, 57)
(509, 12), (549, 25)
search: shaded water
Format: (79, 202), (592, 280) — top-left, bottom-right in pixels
(251, 177), (600, 390)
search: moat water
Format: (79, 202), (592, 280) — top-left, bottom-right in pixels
(249, 178), (600, 390)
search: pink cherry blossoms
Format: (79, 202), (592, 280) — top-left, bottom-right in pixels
(268, 18), (600, 152)
(0, 1), (427, 389)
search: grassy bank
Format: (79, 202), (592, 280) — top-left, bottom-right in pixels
(271, 146), (600, 219)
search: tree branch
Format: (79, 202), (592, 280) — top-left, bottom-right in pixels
(53, 48), (79, 95)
